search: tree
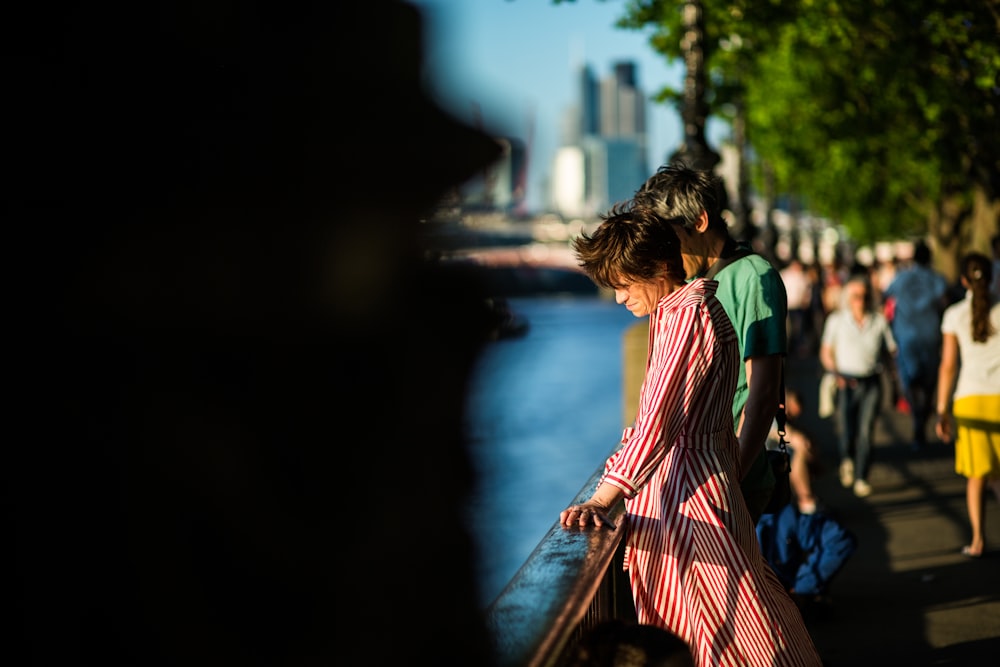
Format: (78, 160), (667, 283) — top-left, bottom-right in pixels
(748, 2), (998, 278)
(614, 0), (801, 246)
(558, 0), (1000, 275)
(669, 1), (720, 172)
(744, 3), (998, 262)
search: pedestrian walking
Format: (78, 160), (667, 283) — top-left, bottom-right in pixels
(820, 273), (898, 498)
(781, 258), (814, 358)
(882, 240), (949, 451)
(935, 252), (1000, 558)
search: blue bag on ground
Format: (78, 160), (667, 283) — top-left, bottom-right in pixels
(755, 504), (858, 596)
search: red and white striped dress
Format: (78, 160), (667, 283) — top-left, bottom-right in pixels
(603, 278), (822, 666)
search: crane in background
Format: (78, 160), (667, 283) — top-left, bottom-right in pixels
(471, 102), (497, 210)
(513, 106), (533, 218)
(469, 100), (533, 216)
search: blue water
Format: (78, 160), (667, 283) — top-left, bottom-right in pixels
(463, 295), (640, 607)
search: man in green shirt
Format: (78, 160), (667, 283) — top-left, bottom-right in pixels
(633, 163), (788, 523)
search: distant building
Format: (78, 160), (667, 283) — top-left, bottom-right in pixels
(552, 146), (586, 218)
(551, 59), (648, 219)
(456, 60), (648, 219)
(579, 63), (599, 138)
(459, 136), (527, 213)
(601, 62), (646, 154)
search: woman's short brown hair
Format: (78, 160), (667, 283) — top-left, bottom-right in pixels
(573, 202), (687, 290)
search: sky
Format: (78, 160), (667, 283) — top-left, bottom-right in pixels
(411, 0), (725, 214)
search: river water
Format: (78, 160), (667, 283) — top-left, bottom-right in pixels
(463, 294), (640, 607)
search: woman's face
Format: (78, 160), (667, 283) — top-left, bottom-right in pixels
(613, 275), (672, 318)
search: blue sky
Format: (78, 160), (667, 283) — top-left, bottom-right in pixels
(412, 0), (725, 213)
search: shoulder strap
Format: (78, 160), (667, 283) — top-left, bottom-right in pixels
(701, 241), (786, 452)
(775, 361), (788, 453)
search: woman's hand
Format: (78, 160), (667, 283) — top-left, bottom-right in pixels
(560, 499), (616, 529)
(935, 412), (953, 443)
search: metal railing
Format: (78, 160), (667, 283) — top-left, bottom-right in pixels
(484, 465), (636, 667)
(485, 321), (646, 667)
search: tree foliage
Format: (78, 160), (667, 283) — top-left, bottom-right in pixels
(556, 0), (1000, 256)
(741, 0), (999, 248)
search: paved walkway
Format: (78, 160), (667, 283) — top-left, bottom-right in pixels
(784, 357), (1000, 666)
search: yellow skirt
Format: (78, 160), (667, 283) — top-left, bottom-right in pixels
(953, 394), (1000, 479)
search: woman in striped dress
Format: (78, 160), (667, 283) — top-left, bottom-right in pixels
(562, 202), (822, 666)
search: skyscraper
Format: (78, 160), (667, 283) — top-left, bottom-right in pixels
(579, 63), (599, 138)
(552, 59), (648, 219)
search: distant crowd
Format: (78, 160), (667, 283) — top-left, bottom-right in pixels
(761, 235), (999, 611)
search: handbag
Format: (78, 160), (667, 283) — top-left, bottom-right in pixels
(818, 372), (837, 418)
(763, 367), (792, 515)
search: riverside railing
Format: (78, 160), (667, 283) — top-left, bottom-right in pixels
(484, 321), (647, 667)
(483, 463), (636, 667)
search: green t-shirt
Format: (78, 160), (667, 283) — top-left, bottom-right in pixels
(703, 246), (788, 492)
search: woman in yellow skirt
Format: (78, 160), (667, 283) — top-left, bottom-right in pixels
(935, 252), (1000, 558)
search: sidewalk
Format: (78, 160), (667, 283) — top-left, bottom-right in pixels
(784, 357), (1000, 666)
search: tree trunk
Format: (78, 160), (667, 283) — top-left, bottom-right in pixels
(669, 0), (719, 171)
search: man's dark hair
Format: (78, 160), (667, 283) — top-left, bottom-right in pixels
(633, 162), (729, 233)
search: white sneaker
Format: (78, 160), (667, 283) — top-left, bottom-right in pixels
(839, 459), (854, 488)
(853, 479), (872, 498)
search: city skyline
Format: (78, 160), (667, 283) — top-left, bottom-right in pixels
(549, 59), (648, 218)
(456, 56), (649, 219)
(413, 0), (702, 214)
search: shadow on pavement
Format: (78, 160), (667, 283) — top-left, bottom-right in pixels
(784, 357), (1000, 667)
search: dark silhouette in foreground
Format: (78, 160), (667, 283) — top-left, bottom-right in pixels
(10, 3), (501, 665)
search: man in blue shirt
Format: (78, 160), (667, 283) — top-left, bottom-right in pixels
(882, 240), (949, 451)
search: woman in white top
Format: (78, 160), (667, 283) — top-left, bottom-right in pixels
(936, 252), (1000, 558)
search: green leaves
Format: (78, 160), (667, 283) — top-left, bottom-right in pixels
(604, 0), (998, 248)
